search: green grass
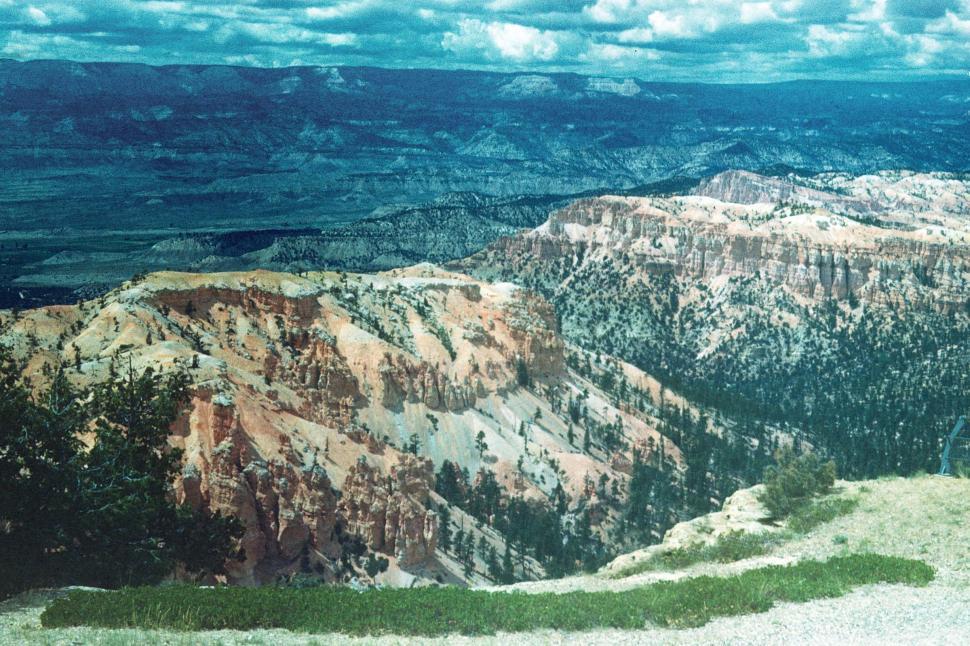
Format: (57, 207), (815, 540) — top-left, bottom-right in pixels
(787, 497), (859, 534)
(611, 530), (784, 578)
(40, 554), (933, 636)
(614, 495), (860, 579)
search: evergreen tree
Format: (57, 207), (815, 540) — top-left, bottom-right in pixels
(0, 362), (84, 597)
(0, 355), (242, 598)
(515, 357), (531, 388)
(501, 542), (515, 584)
(486, 545), (501, 581)
(438, 503), (452, 553)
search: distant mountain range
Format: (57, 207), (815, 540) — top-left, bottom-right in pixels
(2, 59), (970, 307)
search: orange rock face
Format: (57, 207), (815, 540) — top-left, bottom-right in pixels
(176, 390), (341, 584)
(1, 267), (602, 585)
(338, 455), (438, 566)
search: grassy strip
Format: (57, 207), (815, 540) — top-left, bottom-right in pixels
(41, 554), (932, 636)
(613, 496), (860, 578)
(787, 497), (858, 533)
(611, 530), (784, 577)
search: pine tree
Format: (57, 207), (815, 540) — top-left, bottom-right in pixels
(475, 430), (488, 458)
(453, 527), (465, 563)
(0, 354), (242, 598)
(486, 545), (501, 581)
(501, 542), (515, 584)
(438, 504), (452, 552)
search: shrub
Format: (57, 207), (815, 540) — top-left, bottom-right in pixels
(758, 449), (837, 519)
(364, 553), (389, 577)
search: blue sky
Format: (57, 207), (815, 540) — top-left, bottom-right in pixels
(2, 1), (969, 81)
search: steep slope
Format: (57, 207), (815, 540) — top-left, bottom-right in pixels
(495, 475), (970, 593)
(1, 267), (751, 585)
(461, 172), (970, 481)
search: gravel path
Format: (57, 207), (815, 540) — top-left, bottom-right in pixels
(3, 476), (968, 645)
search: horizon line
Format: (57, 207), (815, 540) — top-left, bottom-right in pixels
(4, 57), (970, 87)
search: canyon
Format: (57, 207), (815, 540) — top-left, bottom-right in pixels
(3, 169), (970, 586)
(0, 267), (692, 585)
(463, 170), (970, 485)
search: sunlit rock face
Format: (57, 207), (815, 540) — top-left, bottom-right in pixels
(4, 266), (678, 585)
(481, 171), (970, 312)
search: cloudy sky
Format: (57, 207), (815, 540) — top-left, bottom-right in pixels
(2, 1), (969, 81)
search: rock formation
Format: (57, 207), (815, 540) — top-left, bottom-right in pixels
(479, 172), (970, 311)
(1, 266), (673, 585)
(339, 455), (438, 566)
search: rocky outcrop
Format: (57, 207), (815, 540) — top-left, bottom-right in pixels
(504, 292), (565, 377)
(152, 283), (323, 325)
(487, 190), (970, 311)
(177, 392), (340, 585)
(378, 354), (478, 411)
(275, 332), (361, 427)
(338, 456), (438, 566)
(601, 484), (775, 576)
(0, 266), (672, 587)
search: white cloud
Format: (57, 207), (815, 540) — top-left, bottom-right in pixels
(321, 33), (358, 47)
(905, 35), (943, 67)
(806, 24), (865, 57)
(584, 41), (660, 63)
(219, 22), (359, 47)
(848, 0), (887, 22)
(584, 0), (634, 24)
(647, 10), (691, 38)
(927, 10), (970, 36)
(183, 20), (210, 32)
(740, 2), (779, 24)
(443, 19), (560, 61)
(27, 6), (52, 26)
(306, 2), (368, 21)
(141, 1), (187, 12)
(490, 22), (558, 60)
(617, 27), (654, 43)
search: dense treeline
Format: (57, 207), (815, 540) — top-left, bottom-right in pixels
(434, 461), (606, 579)
(477, 252), (970, 482)
(432, 343), (778, 579)
(0, 350), (241, 599)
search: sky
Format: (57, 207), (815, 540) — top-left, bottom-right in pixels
(1, 1), (970, 82)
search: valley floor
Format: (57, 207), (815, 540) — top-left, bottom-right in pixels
(3, 476), (969, 645)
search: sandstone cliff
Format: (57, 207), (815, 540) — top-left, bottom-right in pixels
(480, 172), (970, 311)
(0, 266), (682, 585)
